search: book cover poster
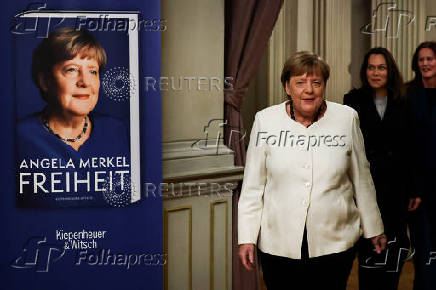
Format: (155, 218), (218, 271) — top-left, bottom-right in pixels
(1, 1), (163, 290)
(14, 11), (141, 208)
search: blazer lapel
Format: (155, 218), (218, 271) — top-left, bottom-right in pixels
(364, 93), (382, 124)
(380, 94), (394, 124)
(412, 87), (431, 124)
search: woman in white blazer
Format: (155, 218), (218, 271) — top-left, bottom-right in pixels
(238, 51), (387, 290)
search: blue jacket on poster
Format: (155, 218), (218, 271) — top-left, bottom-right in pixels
(16, 112), (130, 208)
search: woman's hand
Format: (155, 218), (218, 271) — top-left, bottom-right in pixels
(408, 197), (422, 211)
(371, 234), (387, 254)
(238, 243), (256, 271)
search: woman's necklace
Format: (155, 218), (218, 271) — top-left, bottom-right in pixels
(289, 99), (326, 127)
(43, 116), (88, 142)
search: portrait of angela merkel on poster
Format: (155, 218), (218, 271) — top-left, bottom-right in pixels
(16, 27), (132, 208)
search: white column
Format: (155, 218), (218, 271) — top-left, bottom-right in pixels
(297, 0), (314, 52)
(313, 0), (352, 103)
(266, 0), (300, 106)
(267, 2), (286, 106)
(370, 0), (425, 82)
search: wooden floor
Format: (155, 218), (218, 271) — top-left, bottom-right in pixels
(346, 259), (414, 290)
(260, 258), (415, 290)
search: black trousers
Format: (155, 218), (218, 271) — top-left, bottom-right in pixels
(357, 232), (410, 290)
(258, 231), (355, 290)
(409, 206), (436, 290)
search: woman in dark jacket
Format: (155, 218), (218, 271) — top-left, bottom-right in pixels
(344, 47), (419, 290)
(407, 41), (436, 290)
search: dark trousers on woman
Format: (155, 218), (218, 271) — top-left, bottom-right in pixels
(409, 206), (436, 290)
(258, 230), (355, 290)
(357, 232), (410, 290)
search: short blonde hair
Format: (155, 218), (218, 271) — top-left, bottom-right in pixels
(31, 27), (107, 101)
(280, 51), (330, 89)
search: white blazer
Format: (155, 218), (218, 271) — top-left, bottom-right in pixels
(238, 101), (384, 259)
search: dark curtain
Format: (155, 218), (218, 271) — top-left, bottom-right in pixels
(224, 1), (283, 289)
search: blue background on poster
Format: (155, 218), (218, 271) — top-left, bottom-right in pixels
(0, 1), (162, 290)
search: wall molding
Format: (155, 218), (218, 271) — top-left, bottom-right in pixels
(209, 199), (229, 290)
(164, 206), (193, 290)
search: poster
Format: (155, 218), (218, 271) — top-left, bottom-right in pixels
(1, 1), (163, 290)
(15, 11), (142, 208)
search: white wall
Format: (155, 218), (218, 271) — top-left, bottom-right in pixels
(161, 0), (224, 143)
(350, 0), (371, 89)
(425, 0), (436, 41)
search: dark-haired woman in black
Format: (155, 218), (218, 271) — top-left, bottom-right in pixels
(344, 47), (419, 290)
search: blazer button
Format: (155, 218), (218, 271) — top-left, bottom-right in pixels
(305, 182), (311, 188)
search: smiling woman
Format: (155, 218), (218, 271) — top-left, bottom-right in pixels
(30, 27), (107, 151)
(238, 51), (386, 290)
(281, 51), (329, 128)
(407, 41), (436, 290)
(16, 27), (130, 208)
